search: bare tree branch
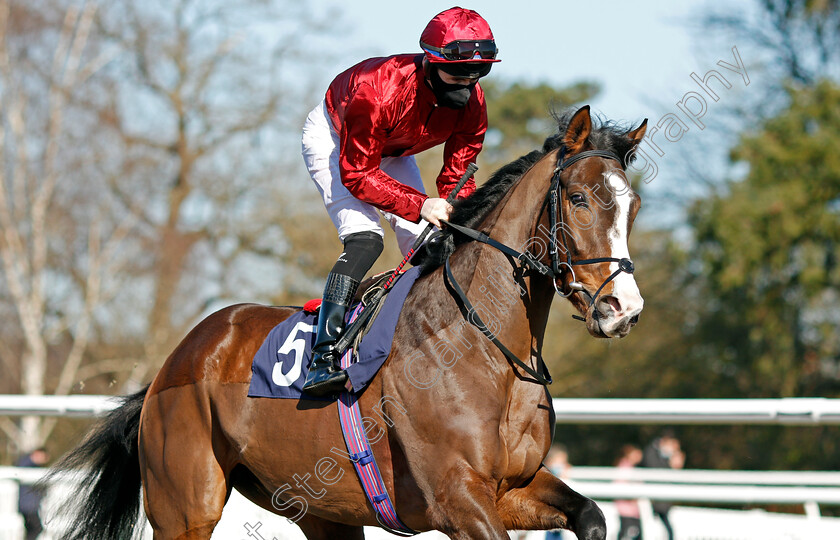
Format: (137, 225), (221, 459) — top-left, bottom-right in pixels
(0, 339), (17, 376)
(0, 416), (20, 442)
(1, 0), (344, 450)
(75, 358), (141, 382)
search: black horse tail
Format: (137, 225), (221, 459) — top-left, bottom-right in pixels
(42, 385), (149, 540)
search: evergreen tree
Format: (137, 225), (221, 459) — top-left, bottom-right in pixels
(689, 81), (840, 399)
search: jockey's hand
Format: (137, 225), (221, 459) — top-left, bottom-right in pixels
(420, 197), (454, 228)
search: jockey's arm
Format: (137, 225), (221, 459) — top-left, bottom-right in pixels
(437, 96), (486, 200)
(337, 83), (428, 223)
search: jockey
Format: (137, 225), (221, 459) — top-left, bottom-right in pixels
(301, 7), (499, 396)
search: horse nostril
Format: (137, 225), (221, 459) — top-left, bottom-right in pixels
(597, 296), (622, 316)
(603, 296), (621, 314)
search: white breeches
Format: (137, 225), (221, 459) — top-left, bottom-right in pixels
(301, 100), (428, 256)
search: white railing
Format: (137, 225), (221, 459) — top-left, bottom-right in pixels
(551, 397), (840, 424)
(13, 467), (836, 513)
(2, 466), (840, 540)
(564, 467), (840, 517)
(0, 395), (120, 417)
(3, 395), (840, 540)
(4, 395), (840, 424)
(561, 467), (840, 539)
(569, 467), (840, 485)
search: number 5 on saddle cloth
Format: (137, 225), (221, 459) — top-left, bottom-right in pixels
(247, 266), (422, 400)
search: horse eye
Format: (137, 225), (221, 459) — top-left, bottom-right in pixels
(570, 193), (587, 206)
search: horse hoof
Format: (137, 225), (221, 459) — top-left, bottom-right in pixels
(573, 500), (606, 540)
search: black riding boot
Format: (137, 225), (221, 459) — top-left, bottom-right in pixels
(302, 273), (359, 396)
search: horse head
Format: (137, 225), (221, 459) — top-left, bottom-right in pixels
(420, 105), (647, 341)
(550, 105), (647, 338)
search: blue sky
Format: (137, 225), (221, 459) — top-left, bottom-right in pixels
(307, 0), (752, 123)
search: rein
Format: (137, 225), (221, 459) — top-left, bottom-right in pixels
(443, 255), (553, 385)
(441, 146), (637, 385)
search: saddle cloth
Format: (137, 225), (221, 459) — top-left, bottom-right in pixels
(248, 266), (421, 399)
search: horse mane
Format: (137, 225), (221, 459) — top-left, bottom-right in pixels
(418, 108), (637, 272)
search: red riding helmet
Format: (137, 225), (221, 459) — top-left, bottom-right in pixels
(420, 7), (500, 65)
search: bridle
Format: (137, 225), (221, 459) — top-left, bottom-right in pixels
(441, 145), (638, 385)
(546, 146), (636, 317)
(446, 145), (637, 309)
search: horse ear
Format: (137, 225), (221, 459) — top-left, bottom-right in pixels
(562, 105), (592, 153)
(626, 118), (648, 147)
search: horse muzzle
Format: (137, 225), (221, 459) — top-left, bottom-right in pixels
(583, 292), (643, 339)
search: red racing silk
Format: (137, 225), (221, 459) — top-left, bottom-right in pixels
(325, 54), (483, 223)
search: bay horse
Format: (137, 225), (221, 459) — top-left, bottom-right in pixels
(54, 105), (647, 540)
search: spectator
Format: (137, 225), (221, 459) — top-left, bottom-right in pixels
(642, 431), (684, 540)
(16, 447), (49, 540)
(614, 444), (643, 540)
(545, 444), (572, 479)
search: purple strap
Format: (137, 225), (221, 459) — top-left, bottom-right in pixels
(337, 304), (415, 535)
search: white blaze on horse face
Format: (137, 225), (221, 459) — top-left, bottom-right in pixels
(604, 172), (643, 320)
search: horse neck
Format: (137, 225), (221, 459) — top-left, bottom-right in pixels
(478, 150), (557, 252)
(453, 151), (558, 359)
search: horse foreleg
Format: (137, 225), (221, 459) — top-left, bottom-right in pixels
(429, 467), (510, 540)
(497, 466), (606, 540)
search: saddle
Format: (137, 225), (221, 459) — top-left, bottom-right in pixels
(303, 269), (397, 348)
(353, 269), (394, 303)
(248, 267), (420, 399)
(346, 270), (399, 350)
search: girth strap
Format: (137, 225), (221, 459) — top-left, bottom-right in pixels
(444, 256), (552, 386)
(337, 304), (418, 536)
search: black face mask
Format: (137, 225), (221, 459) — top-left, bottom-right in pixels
(429, 67), (476, 109)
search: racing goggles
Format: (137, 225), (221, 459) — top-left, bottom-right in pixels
(422, 39), (498, 62)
